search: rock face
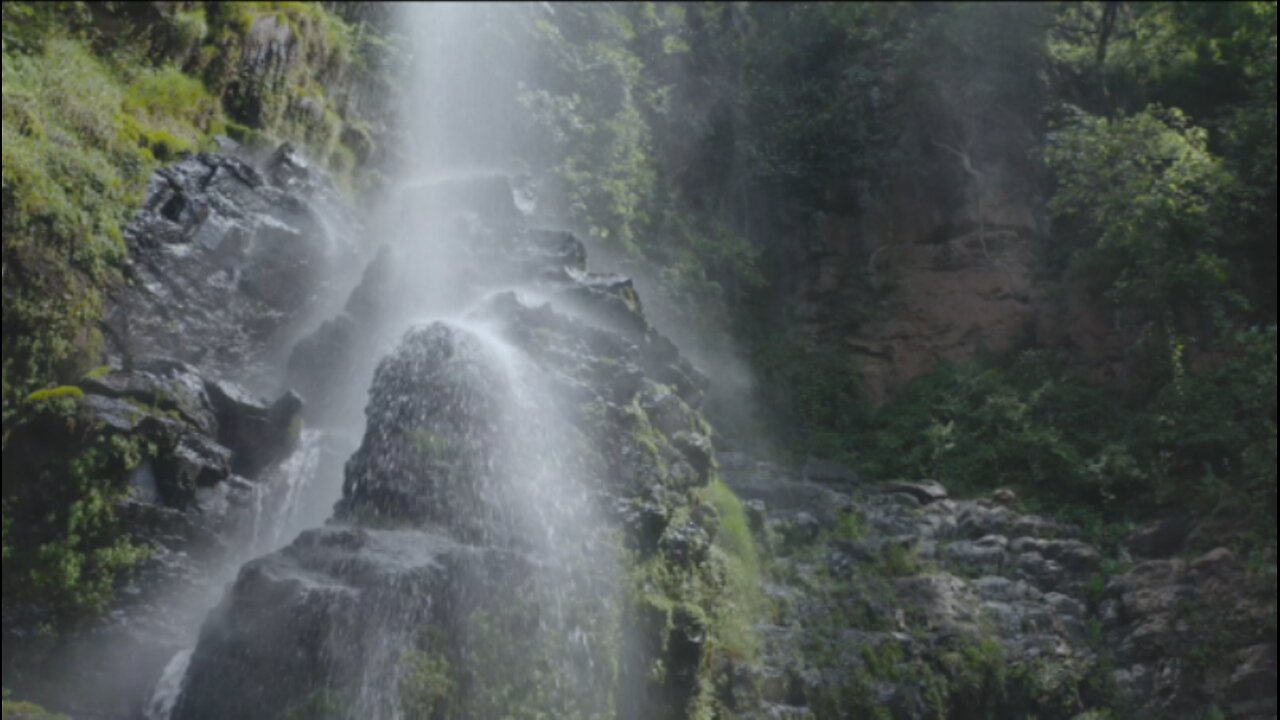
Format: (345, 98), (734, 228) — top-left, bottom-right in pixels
(719, 453), (1277, 720)
(1, 360), (307, 718)
(173, 174), (738, 719)
(104, 149), (361, 390)
(2, 144), (356, 718)
(1101, 544), (1278, 719)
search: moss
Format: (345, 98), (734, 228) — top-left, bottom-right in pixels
(833, 508), (864, 540)
(79, 365), (111, 381)
(277, 688), (348, 720)
(22, 386), (85, 405)
(447, 569), (621, 719)
(404, 630), (460, 717)
(2, 35), (146, 417)
(171, 6), (209, 50)
(689, 479), (766, 661)
(879, 541), (923, 577)
(1, 697), (67, 720)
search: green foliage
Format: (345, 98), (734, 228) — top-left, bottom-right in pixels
(2, 398), (151, 620)
(443, 568), (621, 719)
(861, 352), (1139, 506)
(522, 3), (764, 325)
(399, 628), (455, 720)
(859, 333), (1277, 552)
(700, 477), (764, 661)
(22, 386), (85, 405)
(2, 35), (144, 420)
(878, 541), (922, 578)
(1144, 325), (1277, 532)
(1045, 105), (1238, 338)
(1, 695), (67, 720)
(833, 509), (864, 541)
(2, 1), (400, 421)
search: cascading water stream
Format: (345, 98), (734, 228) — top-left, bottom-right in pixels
(148, 5), (631, 717)
(144, 429), (327, 719)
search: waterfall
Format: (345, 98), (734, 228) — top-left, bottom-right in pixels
(144, 429), (326, 719)
(155, 6), (633, 717)
(143, 650), (192, 720)
(253, 428), (325, 553)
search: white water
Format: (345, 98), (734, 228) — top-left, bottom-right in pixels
(143, 649), (192, 720)
(152, 5), (623, 716)
(252, 428), (325, 553)
(145, 430), (325, 718)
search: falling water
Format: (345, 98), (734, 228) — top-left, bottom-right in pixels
(251, 428), (325, 553)
(152, 5), (628, 717)
(143, 650), (192, 720)
(144, 428), (326, 717)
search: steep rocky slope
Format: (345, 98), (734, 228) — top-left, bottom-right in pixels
(2, 146), (362, 718)
(719, 454), (1277, 719)
(170, 171), (750, 718)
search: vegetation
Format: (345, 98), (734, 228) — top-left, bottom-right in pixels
(1, 693), (66, 720)
(1, 394), (152, 621)
(699, 477), (765, 661)
(1, 1), (400, 422)
(510, 1), (1278, 555)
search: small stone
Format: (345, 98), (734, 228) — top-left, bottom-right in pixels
(802, 456), (860, 486)
(886, 479), (949, 504)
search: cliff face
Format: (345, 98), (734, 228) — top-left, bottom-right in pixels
(786, 156), (1044, 406)
(2, 147), (359, 719)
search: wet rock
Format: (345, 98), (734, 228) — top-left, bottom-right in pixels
(671, 431), (715, 483)
(802, 456), (860, 486)
(335, 324), (506, 534)
(104, 151), (359, 386)
(343, 243), (396, 322)
(154, 428), (234, 507)
(285, 313), (358, 416)
(1, 362), (297, 718)
(662, 518), (712, 568)
(884, 479), (948, 504)
(205, 379), (303, 476)
(81, 359), (219, 436)
(172, 528), (462, 720)
(1128, 513), (1193, 559)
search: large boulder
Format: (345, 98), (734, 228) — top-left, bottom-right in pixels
(334, 324), (508, 538)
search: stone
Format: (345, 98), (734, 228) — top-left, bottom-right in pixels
(885, 479), (948, 504)
(671, 431), (715, 483)
(81, 359), (219, 437)
(104, 151), (360, 387)
(205, 379), (303, 477)
(802, 456), (861, 486)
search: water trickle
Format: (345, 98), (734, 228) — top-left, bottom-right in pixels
(144, 649), (192, 720)
(253, 428), (325, 552)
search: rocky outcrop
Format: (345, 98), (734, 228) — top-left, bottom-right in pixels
(104, 148), (362, 391)
(172, 175), (738, 719)
(719, 453), (1277, 720)
(3, 139), (360, 718)
(1100, 539), (1278, 719)
(1, 359), (307, 718)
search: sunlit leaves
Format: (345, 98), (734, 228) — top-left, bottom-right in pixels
(1045, 105), (1236, 322)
